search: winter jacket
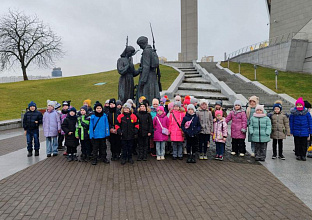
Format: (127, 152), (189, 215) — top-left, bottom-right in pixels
(150, 107), (157, 119)
(89, 113), (110, 139)
(23, 110), (43, 130)
(226, 109), (247, 139)
(289, 107), (312, 137)
(60, 109), (69, 135)
(115, 112), (139, 140)
(247, 107), (256, 142)
(269, 112), (290, 139)
(61, 115), (79, 147)
(43, 109), (61, 137)
(153, 113), (169, 141)
(107, 109), (120, 129)
(196, 107), (213, 134)
(249, 113), (271, 143)
(75, 115), (90, 140)
(213, 118), (228, 143)
(169, 110), (185, 142)
(181, 113), (201, 138)
(136, 111), (153, 137)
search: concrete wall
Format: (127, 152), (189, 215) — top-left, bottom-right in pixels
(180, 0), (198, 62)
(270, 0), (312, 40)
(230, 39), (309, 72)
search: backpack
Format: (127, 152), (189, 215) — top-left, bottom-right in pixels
(150, 49), (159, 68)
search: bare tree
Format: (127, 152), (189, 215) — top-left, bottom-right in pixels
(0, 10), (64, 80)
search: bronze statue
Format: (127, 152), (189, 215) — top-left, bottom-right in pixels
(117, 45), (139, 104)
(136, 36), (160, 106)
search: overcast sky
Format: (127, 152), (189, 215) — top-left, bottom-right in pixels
(0, 0), (269, 77)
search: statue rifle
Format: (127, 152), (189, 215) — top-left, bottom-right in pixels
(149, 23), (162, 92)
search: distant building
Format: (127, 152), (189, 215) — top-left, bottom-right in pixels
(201, 56), (214, 62)
(159, 56), (167, 64)
(52, 68), (62, 77)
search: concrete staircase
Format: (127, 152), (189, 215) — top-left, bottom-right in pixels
(198, 62), (294, 113)
(176, 67), (233, 108)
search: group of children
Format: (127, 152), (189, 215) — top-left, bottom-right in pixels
(23, 94), (312, 165)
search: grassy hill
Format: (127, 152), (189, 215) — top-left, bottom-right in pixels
(221, 61), (312, 102)
(1, 64), (179, 121)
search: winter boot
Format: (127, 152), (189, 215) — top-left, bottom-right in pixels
(92, 159), (97, 165)
(27, 151), (33, 157)
(203, 154), (208, 160)
(121, 159), (127, 165)
(199, 153), (204, 160)
(186, 154), (192, 163)
(35, 150), (39, 156)
(67, 154), (72, 162)
(73, 154), (78, 161)
(103, 158), (110, 164)
(191, 154), (196, 163)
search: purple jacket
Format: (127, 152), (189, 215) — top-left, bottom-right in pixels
(226, 109), (247, 139)
(43, 109), (61, 137)
(153, 113), (169, 142)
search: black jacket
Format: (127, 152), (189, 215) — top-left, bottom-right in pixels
(116, 112), (139, 140)
(61, 115), (79, 147)
(23, 110), (43, 130)
(136, 111), (153, 137)
(181, 113), (201, 137)
(107, 108), (120, 129)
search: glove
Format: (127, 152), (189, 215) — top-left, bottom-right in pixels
(241, 128), (247, 133)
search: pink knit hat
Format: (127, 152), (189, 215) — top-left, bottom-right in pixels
(157, 106), (164, 112)
(215, 110), (223, 117)
(295, 97), (305, 107)
(168, 102), (174, 111)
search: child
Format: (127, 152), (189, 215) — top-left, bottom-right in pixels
(182, 104), (201, 163)
(116, 100), (122, 113)
(196, 99), (213, 160)
(62, 107), (79, 162)
(212, 100), (227, 119)
(104, 99), (110, 114)
(153, 106), (169, 161)
(212, 110), (228, 161)
(89, 101), (110, 165)
(75, 106), (91, 161)
(136, 102), (153, 161)
(249, 105), (271, 161)
(149, 98), (159, 156)
(246, 96), (259, 157)
(58, 101), (71, 152)
(169, 101), (185, 160)
(183, 96), (191, 112)
(289, 97), (312, 161)
(305, 101), (312, 158)
(23, 101), (43, 157)
(269, 102), (290, 160)
(226, 100), (247, 156)
(116, 103), (139, 165)
(83, 99), (93, 114)
(43, 101), (61, 157)
(107, 98), (121, 161)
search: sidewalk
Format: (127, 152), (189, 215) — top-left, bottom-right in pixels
(0, 129), (312, 219)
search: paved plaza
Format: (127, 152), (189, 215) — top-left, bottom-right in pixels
(0, 128), (312, 220)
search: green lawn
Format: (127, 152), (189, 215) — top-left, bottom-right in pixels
(0, 64), (179, 121)
(221, 61), (312, 102)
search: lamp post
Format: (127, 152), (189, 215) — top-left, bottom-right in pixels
(238, 61), (241, 74)
(275, 70), (278, 90)
(254, 64), (257, 80)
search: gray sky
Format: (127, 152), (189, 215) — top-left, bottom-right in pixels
(0, 0), (269, 77)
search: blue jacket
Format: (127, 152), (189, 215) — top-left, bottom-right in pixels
(23, 110), (43, 130)
(89, 113), (110, 139)
(181, 113), (201, 137)
(289, 107), (312, 137)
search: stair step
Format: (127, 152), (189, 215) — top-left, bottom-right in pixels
(183, 78), (210, 84)
(178, 83), (220, 92)
(184, 71), (199, 75)
(175, 90), (228, 100)
(184, 74), (202, 78)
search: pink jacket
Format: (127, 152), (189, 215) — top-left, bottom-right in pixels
(169, 110), (185, 142)
(153, 113), (169, 142)
(213, 118), (228, 143)
(226, 110), (247, 139)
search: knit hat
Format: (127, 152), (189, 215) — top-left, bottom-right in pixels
(160, 97), (166, 103)
(187, 104), (195, 111)
(126, 99), (134, 105)
(116, 100), (122, 106)
(80, 105), (88, 112)
(143, 99), (149, 106)
(304, 100), (311, 109)
(249, 96), (259, 104)
(83, 99), (91, 107)
(234, 100), (242, 107)
(174, 95), (181, 102)
(273, 103), (282, 111)
(255, 105), (265, 112)
(55, 102), (61, 110)
(165, 98), (170, 106)
(139, 96), (146, 100)
(62, 100), (71, 106)
(168, 102), (174, 111)
(152, 98), (159, 105)
(28, 101), (36, 109)
(47, 100), (56, 108)
(93, 101), (103, 110)
(199, 99), (208, 105)
(105, 99), (110, 104)
(123, 103), (132, 109)
(157, 106), (164, 112)
(109, 98), (116, 105)
(190, 97), (198, 105)
(69, 107), (77, 113)
(295, 97), (305, 107)
(215, 100), (222, 107)
(184, 96), (191, 105)
(174, 101), (181, 107)
(215, 110), (223, 117)
(139, 102), (147, 109)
